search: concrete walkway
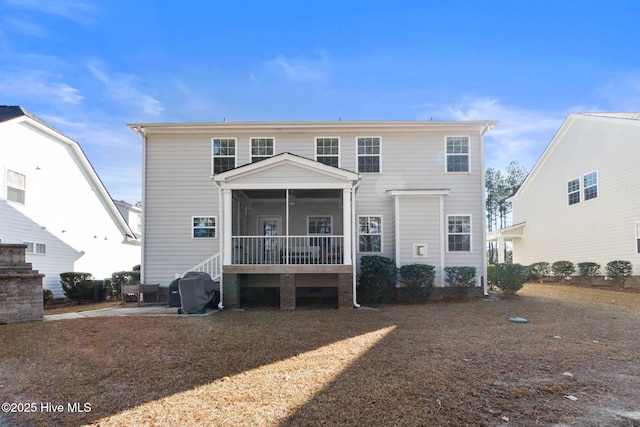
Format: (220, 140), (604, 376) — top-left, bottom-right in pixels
(44, 305), (218, 321)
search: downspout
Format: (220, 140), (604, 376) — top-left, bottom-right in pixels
(216, 181), (224, 309)
(352, 180), (361, 308)
(135, 126), (147, 283)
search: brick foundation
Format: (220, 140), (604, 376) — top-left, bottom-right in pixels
(0, 244), (45, 324)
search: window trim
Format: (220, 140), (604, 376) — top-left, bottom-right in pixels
(356, 136), (382, 173)
(315, 137), (340, 168)
(307, 215), (333, 235)
(250, 137), (276, 163)
(635, 221), (640, 254)
(357, 214), (383, 253)
(583, 170), (598, 201)
(445, 136), (470, 173)
(567, 177), (581, 206)
(192, 216), (217, 239)
(446, 214), (472, 252)
(6, 169), (26, 204)
(24, 241), (46, 255)
(211, 138), (237, 174)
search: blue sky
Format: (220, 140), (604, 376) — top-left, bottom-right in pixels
(2, 0), (640, 203)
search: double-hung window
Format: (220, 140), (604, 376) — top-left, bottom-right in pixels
(212, 138), (236, 174)
(358, 215), (382, 252)
(357, 137), (380, 173)
(192, 216), (216, 238)
(308, 216), (332, 235)
(583, 171), (598, 201)
(568, 178), (580, 205)
(6, 170), (26, 204)
(316, 138), (339, 167)
(251, 138), (275, 162)
(447, 215), (471, 252)
(446, 136), (470, 172)
(25, 242), (46, 255)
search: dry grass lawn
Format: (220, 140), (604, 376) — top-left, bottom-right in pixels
(1, 283), (640, 426)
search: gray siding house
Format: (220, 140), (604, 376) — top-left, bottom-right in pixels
(129, 120), (496, 309)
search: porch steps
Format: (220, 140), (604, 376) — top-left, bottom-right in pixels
(182, 252), (222, 281)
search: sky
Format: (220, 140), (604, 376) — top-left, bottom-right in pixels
(2, 0), (640, 204)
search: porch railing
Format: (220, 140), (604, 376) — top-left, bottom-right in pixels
(231, 235), (345, 265)
(183, 252), (222, 281)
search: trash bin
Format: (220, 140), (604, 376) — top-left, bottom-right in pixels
(167, 278), (181, 307)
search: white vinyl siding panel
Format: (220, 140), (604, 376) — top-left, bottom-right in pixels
(512, 115), (640, 274)
(397, 196), (441, 268)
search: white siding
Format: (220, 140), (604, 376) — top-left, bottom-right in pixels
(0, 119), (140, 297)
(512, 115), (640, 275)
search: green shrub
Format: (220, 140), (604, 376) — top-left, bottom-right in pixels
(357, 255), (397, 303)
(444, 266), (477, 298)
(552, 261), (575, 281)
(578, 262), (600, 285)
(488, 263), (527, 295)
(606, 260), (633, 288)
(60, 272), (94, 303)
(528, 262), (551, 283)
(43, 289), (54, 305)
(398, 264), (435, 303)
(109, 270), (141, 300)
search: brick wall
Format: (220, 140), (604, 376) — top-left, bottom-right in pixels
(0, 244), (45, 324)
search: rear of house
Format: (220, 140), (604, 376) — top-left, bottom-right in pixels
(130, 120), (496, 309)
(493, 113), (640, 278)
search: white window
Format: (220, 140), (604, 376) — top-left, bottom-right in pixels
(636, 221), (640, 254)
(192, 216), (216, 238)
(6, 170), (26, 204)
(25, 242), (46, 254)
(583, 171), (598, 201)
(447, 215), (471, 252)
(358, 215), (382, 252)
(316, 138), (340, 167)
(446, 136), (470, 172)
(357, 137), (381, 173)
(568, 178), (580, 205)
(212, 138), (236, 174)
(308, 216), (332, 235)
(251, 138), (275, 162)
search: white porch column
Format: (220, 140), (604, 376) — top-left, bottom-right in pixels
(342, 188), (352, 265)
(223, 189), (232, 265)
(497, 233), (505, 263)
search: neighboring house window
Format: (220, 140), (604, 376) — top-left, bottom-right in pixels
(308, 216), (332, 235)
(316, 138), (339, 167)
(358, 215), (382, 252)
(6, 170), (26, 204)
(25, 242), (46, 254)
(568, 178), (580, 205)
(583, 171), (598, 201)
(212, 138), (236, 173)
(192, 216), (216, 238)
(448, 215), (471, 252)
(446, 136), (470, 172)
(357, 137), (381, 173)
(251, 138), (275, 162)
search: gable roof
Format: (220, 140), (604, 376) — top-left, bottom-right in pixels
(0, 106), (139, 244)
(213, 152), (360, 189)
(510, 112), (640, 201)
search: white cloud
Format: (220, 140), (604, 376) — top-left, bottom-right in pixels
(0, 70), (84, 104)
(4, 0), (99, 25)
(2, 15), (48, 37)
(88, 62), (165, 118)
(262, 52), (331, 83)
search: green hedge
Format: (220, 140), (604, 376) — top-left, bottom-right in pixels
(398, 264), (435, 303)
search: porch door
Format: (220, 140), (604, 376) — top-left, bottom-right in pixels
(259, 216), (282, 264)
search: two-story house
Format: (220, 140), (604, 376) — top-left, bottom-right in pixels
(0, 106), (141, 298)
(488, 113), (640, 278)
(128, 120), (496, 309)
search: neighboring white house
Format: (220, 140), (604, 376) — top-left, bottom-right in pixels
(488, 112), (640, 276)
(129, 120), (497, 309)
(114, 200), (142, 239)
(0, 106), (141, 297)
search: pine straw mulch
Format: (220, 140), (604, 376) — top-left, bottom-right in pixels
(1, 283), (639, 426)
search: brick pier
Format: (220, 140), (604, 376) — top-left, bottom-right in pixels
(0, 244), (45, 324)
